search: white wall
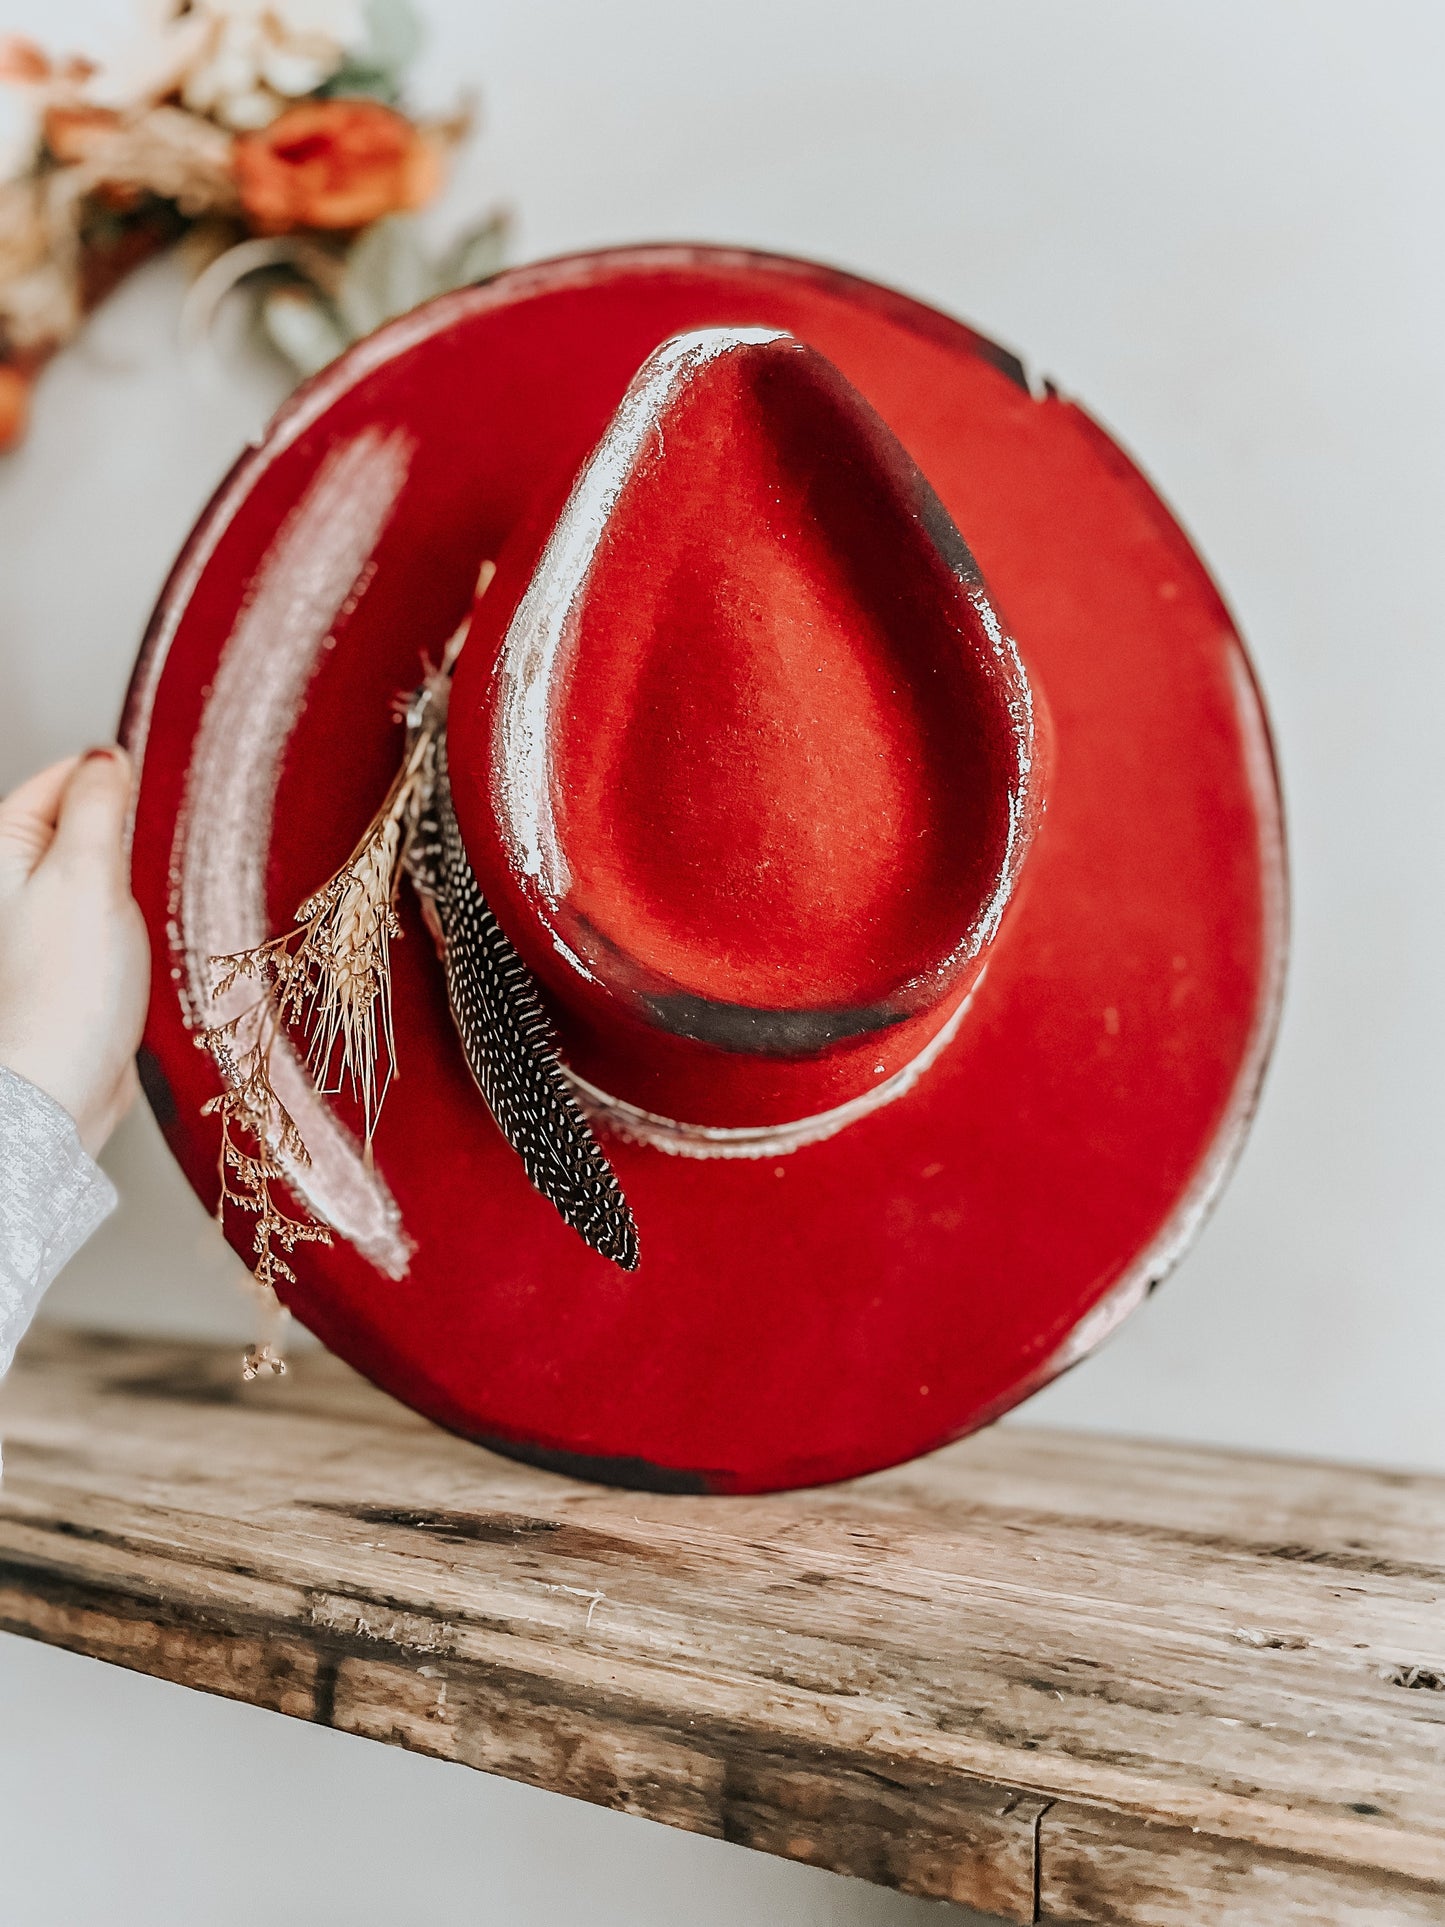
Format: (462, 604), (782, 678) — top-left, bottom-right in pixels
(2, 3), (1443, 1921)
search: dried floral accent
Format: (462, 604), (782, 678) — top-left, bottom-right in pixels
(0, 1), (491, 453)
(0, 36), (57, 89)
(234, 97), (442, 233)
(0, 174), (83, 355)
(195, 616), (466, 1323)
(242, 1343), (288, 1380)
(0, 360), (28, 448)
(165, 0), (366, 133)
(76, 105), (241, 217)
(253, 203), (506, 376)
(195, 564), (640, 1323)
(234, 693), (443, 1135)
(42, 105), (123, 168)
(200, 993), (334, 1297)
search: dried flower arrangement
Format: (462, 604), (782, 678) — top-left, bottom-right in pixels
(194, 572), (635, 1374)
(197, 623), (459, 1371)
(0, 0), (506, 451)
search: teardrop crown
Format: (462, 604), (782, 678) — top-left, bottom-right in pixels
(447, 326), (1047, 1137)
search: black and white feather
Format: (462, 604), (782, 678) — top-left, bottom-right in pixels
(404, 727), (640, 1271)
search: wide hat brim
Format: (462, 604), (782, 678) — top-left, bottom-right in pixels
(125, 246), (1286, 1493)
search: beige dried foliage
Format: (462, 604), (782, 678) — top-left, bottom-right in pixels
(200, 995), (332, 1299)
(0, 101), (238, 359)
(197, 634), (465, 1320)
(0, 177), (50, 279)
(72, 105), (240, 217)
(0, 175), (81, 352)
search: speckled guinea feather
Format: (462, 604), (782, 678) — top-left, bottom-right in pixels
(404, 730), (640, 1271)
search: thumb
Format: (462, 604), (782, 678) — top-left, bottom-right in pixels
(0, 755), (81, 897)
(49, 746), (134, 876)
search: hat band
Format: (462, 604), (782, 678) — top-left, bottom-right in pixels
(562, 975), (980, 1160)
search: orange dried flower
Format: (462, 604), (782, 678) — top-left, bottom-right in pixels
(233, 99), (442, 235)
(0, 34), (51, 85)
(0, 364), (31, 453)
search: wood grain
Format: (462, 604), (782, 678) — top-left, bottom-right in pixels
(1, 1326), (1441, 1924)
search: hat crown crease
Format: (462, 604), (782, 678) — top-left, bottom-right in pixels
(457, 326), (1041, 1132)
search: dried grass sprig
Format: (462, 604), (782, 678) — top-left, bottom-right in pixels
(199, 995), (332, 1325)
(195, 609), (472, 1354)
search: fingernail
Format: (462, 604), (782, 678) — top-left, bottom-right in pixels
(83, 746), (119, 763)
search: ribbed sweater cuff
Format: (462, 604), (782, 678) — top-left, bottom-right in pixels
(0, 1065), (116, 1378)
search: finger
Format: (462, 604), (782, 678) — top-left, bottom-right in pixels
(0, 755), (82, 893)
(49, 746), (133, 877)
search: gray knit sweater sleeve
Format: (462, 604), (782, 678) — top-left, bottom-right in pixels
(0, 1065), (116, 1377)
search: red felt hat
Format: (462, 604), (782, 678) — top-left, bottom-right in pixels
(124, 245), (1286, 1494)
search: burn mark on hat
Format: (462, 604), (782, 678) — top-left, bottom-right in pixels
(481, 1436), (715, 1496)
(136, 1045), (177, 1129)
(645, 993), (907, 1057)
(910, 468), (985, 590)
(972, 333), (1030, 395)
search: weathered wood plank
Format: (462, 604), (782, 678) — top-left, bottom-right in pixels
(1, 1325), (1442, 1924)
(1037, 1804), (1445, 1926)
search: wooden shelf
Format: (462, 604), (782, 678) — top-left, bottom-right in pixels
(1, 1326), (1441, 1923)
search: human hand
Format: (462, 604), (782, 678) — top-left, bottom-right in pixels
(0, 750), (151, 1157)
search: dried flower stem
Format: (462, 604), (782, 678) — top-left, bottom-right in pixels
(200, 994), (332, 1299)
(196, 612), (473, 1313)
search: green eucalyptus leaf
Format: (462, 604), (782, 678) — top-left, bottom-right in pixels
(316, 65), (400, 104)
(261, 285), (350, 378)
(357, 0), (425, 81)
(336, 217), (434, 339)
(438, 211), (510, 291)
